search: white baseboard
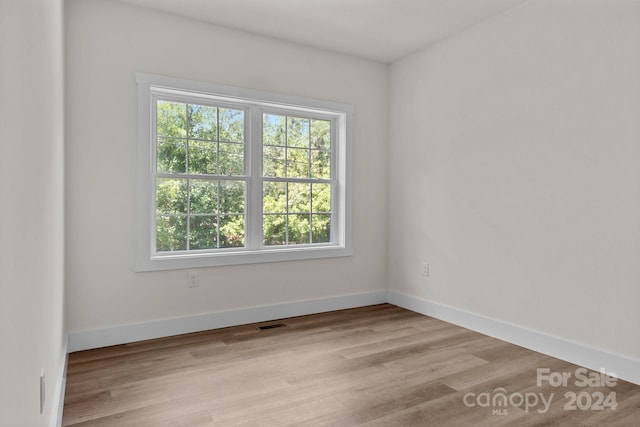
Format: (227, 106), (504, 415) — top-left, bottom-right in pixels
(388, 290), (640, 386)
(67, 290), (388, 352)
(51, 342), (68, 427)
(66, 289), (639, 387)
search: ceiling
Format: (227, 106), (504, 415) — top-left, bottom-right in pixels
(115, 0), (528, 63)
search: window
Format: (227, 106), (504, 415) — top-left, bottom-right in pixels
(136, 73), (352, 271)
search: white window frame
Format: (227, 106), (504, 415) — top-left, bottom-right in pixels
(136, 73), (352, 271)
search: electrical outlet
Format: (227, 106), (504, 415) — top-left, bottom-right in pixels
(421, 262), (429, 277)
(188, 270), (199, 288)
(40, 369), (45, 414)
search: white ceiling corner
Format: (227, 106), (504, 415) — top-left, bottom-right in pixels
(114, 0), (528, 63)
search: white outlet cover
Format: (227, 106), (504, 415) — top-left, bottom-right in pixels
(188, 271), (200, 287)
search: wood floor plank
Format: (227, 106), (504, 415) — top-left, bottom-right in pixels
(62, 304), (640, 426)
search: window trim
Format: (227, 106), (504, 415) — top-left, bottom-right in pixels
(136, 73), (353, 271)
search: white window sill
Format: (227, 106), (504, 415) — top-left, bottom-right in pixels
(136, 245), (353, 272)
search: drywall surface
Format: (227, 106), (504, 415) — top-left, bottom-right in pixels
(0, 0), (66, 425)
(65, 0), (388, 334)
(389, 0), (640, 361)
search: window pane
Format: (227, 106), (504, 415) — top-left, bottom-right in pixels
(263, 214), (286, 246)
(157, 101), (186, 138)
(287, 117), (309, 148)
(156, 178), (187, 214)
(263, 114), (285, 146)
(218, 142), (244, 175)
(286, 147), (309, 178)
(188, 104), (217, 140)
(310, 119), (331, 150)
(188, 140), (217, 175)
(219, 215), (245, 248)
(288, 183), (310, 213)
(263, 146), (285, 177)
(157, 138), (186, 173)
(310, 149), (330, 179)
(311, 183), (331, 213)
(220, 181), (245, 214)
(263, 182), (286, 214)
(219, 108), (244, 142)
(311, 214), (331, 243)
(189, 215), (217, 250)
(189, 180), (217, 214)
(289, 214), (311, 244)
(156, 215), (187, 251)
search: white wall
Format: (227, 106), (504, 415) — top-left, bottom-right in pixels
(0, 0), (66, 425)
(390, 0), (640, 362)
(65, 0), (388, 335)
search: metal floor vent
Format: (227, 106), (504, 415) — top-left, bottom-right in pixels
(258, 323), (287, 331)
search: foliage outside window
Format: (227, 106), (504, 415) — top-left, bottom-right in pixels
(155, 100), (246, 252)
(136, 73), (352, 271)
(262, 114), (332, 246)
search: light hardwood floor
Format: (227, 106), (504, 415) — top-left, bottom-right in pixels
(62, 304), (640, 426)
